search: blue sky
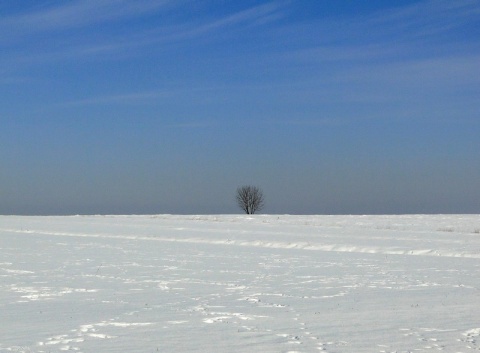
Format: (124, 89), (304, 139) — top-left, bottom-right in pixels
(1, 0), (479, 215)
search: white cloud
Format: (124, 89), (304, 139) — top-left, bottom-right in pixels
(0, 0), (286, 43)
(191, 2), (287, 34)
(362, 0), (480, 40)
(0, 0), (172, 34)
(0, 1), (289, 69)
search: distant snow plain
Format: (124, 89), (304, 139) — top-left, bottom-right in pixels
(1, 214), (479, 353)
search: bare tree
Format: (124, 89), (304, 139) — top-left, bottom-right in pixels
(236, 185), (265, 214)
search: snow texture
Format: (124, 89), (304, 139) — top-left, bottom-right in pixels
(1, 214), (479, 352)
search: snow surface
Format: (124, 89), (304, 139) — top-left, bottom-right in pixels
(1, 214), (479, 353)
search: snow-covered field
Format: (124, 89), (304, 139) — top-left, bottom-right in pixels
(1, 214), (479, 353)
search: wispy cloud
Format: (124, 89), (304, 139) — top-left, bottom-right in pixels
(367, 0), (480, 37)
(60, 90), (174, 107)
(281, 0), (480, 85)
(1, 1), (289, 69)
(58, 84), (229, 107)
(0, 0), (172, 35)
(3, 0), (479, 127)
(188, 2), (287, 36)
(1, 0), (287, 39)
(283, 0), (480, 51)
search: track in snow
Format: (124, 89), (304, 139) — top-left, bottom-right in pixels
(1, 215), (479, 352)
